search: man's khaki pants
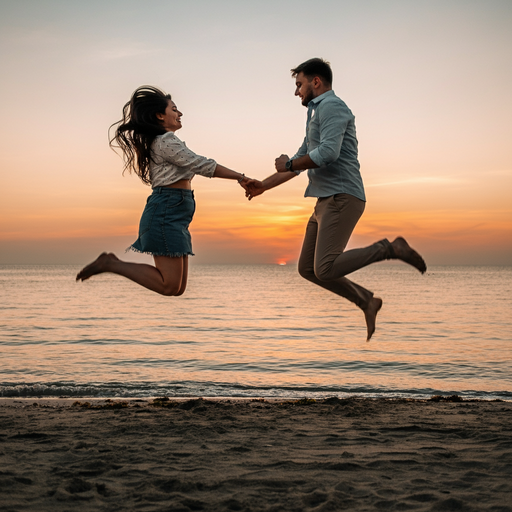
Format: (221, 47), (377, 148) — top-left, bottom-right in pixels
(298, 193), (391, 310)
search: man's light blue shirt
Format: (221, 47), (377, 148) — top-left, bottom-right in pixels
(292, 90), (366, 201)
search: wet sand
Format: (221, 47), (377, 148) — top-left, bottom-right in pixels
(1, 396), (511, 511)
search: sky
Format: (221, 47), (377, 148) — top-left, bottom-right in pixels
(0, 0), (511, 266)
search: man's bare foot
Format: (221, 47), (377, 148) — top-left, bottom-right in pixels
(76, 252), (118, 281)
(363, 297), (383, 342)
(390, 237), (427, 274)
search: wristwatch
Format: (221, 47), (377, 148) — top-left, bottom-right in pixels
(285, 159), (294, 171)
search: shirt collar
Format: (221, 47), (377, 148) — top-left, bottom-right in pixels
(308, 89), (335, 107)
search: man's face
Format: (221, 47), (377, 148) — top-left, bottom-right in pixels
(294, 72), (315, 107)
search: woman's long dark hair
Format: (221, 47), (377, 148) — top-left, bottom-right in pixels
(110, 86), (171, 185)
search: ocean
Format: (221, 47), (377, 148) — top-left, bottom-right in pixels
(1, 263), (511, 400)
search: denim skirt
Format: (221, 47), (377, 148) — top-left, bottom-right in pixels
(129, 187), (196, 257)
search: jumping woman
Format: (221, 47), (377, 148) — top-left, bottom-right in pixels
(76, 86), (257, 295)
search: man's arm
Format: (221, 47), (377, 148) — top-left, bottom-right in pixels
(246, 170), (296, 200)
(275, 153), (318, 172)
(275, 137), (317, 173)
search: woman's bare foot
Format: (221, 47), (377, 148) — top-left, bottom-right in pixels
(363, 297), (383, 342)
(76, 252), (119, 281)
(390, 237), (427, 274)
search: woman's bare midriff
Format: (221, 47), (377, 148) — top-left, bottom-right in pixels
(163, 179), (192, 190)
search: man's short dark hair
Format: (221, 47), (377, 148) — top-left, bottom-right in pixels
(291, 58), (333, 86)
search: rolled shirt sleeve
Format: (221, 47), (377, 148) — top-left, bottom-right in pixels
(291, 137), (309, 174)
(157, 132), (216, 177)
(150, 132), (217, 187)
(308, 100), (348, 167)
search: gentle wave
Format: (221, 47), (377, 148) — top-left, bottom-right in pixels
(1, 382), (511, 401)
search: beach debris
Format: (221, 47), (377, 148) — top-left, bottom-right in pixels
(178, 398), (206, 411)
(72, 401), (91, 408)
(150, 397), (210, 410)
(323, 397), (345, 405)
(275, 398), (318, 408)
(151, 397), (179, 408)
(71, 400), (128, 409)
(290, 398), (317, 406)
(429, 395), (463, 402)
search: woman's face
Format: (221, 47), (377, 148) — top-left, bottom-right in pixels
(157, 100), (182, 132)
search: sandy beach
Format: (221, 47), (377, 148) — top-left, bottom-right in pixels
(1, 397), (511, 511)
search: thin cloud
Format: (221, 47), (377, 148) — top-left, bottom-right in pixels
(367, 176), (464, 188)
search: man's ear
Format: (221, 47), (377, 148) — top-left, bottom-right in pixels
(313, 76), (322, 89)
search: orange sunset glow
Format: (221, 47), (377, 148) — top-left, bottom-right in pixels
(0, 1), (511, 266)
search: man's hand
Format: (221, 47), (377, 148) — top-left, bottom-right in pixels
(238, 177), (264, 200)
(275, 154), (289, 172)
(244, 179), (265, 200)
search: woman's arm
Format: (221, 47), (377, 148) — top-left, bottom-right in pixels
(213, 164), (261, 190)
(212, 164), (245, 181)
(246, 171), (296, 200)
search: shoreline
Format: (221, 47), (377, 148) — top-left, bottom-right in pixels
(1, 397), (511, 510)
(1, 394), (511, 407)
(1, 393), (510, 402)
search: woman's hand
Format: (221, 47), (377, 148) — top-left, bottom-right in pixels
(241, 178), (265, 200)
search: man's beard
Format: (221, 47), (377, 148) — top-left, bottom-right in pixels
(301, 88), (315, 107)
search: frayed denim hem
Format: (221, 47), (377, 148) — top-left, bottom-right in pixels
(126, 246), (194, 258)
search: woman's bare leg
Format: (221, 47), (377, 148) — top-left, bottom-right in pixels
(174, 256), (189, 296)
(76, 253), (187, 296)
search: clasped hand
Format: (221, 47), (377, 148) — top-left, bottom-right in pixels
(238, 153), (291, 200)
(238, 176), (264, 200)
